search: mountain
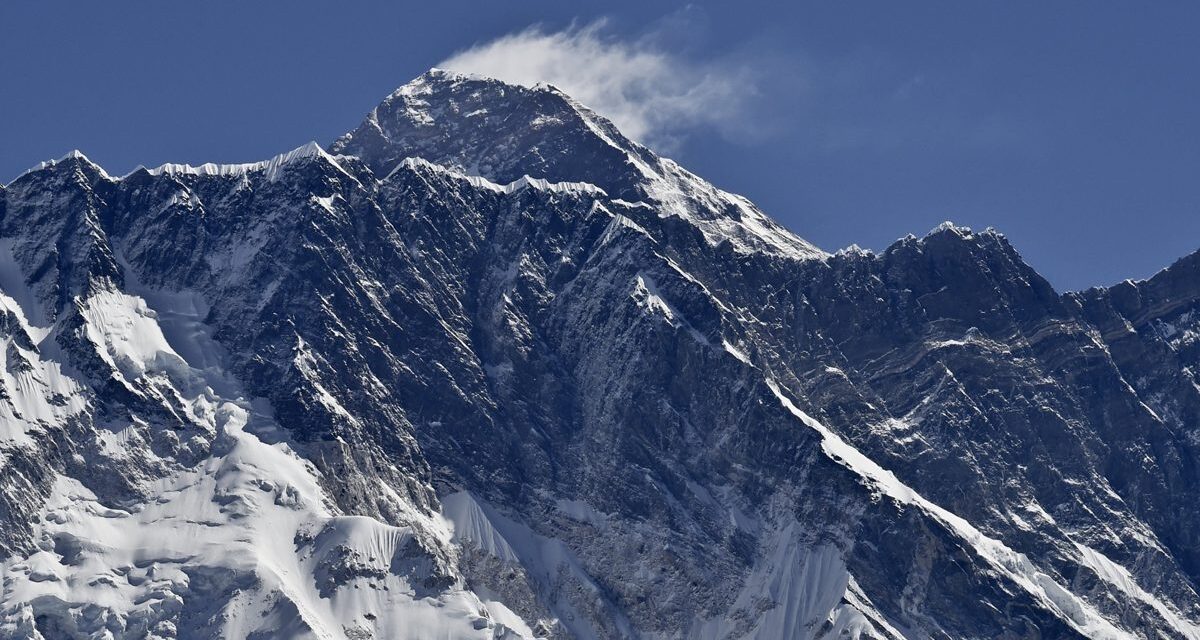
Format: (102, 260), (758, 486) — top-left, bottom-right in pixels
(1, 68), (1199, 639)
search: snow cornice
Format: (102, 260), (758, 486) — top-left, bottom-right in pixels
(139, 141), (341, 182)
(388, 156), (607, 197)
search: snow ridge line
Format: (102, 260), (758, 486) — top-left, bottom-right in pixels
(764, 379), (1156, 640)
(389, 156), (607, 196)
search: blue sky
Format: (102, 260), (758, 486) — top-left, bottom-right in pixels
(2, 1), (1198, 290)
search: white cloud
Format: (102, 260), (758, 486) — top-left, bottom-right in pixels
(437, 20), (766, 152)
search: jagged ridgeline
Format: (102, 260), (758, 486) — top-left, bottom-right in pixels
(1, 69), (1200, 639)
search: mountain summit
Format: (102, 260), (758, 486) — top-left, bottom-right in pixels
(1, 70), (1200, 639)
(332, 69), (824, 261)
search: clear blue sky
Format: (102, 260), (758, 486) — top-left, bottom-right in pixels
(3, 2), (1198, 291)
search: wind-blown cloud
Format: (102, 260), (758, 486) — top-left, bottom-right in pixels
(437, 20), (768, 151)
(437, 19), (1030, 159)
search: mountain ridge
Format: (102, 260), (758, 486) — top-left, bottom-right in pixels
(1, 69), (1199, 639)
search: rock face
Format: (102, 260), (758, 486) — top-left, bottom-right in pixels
(1, 69), (1199, 639)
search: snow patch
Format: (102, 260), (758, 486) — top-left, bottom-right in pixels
(442, 491), (629, 640)
(722, 339), (752, 365)
(695, 523), (898, 640)
(2, 285), (537, 638)
(766, 379), (1137, 640)
(442, 492), (520, 564)
(633, 274), (677, 323)
(1073, 543), (1200, 639)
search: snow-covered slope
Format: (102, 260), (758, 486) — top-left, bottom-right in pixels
(1, 70), (1200, 639)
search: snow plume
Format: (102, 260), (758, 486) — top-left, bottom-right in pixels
(437, 20), (765, 152)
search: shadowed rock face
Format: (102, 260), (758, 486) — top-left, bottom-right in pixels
(0, 70), (1199, 639)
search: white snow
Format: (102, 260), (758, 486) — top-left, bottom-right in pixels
(8, 150), (113, 184)
(766, 379), (1138, 640)
(641, 159), (827, 261)
(695, 532), (850, 640)
(596, 208), (653, 248)
(834, 244), (873, 258)
(0, 241), (85, 446)
(293, 334), (362, 427)
(0, 299), (85, 446)
(442, 492), (521, 564)
(633, 274), (678, 323)
(392, 156), (607, 196)
(143, 141), (345, 183)
(554, 498), (608, 528)
(1073, 543), (1200, 639)
(694, 520), (903, 640)
(80, 290), (183, 385)
(722, 339), (753, 365)
(930, 220), (970, 235)
(1, 287), (537, 639)
(442, 491), (630, 640)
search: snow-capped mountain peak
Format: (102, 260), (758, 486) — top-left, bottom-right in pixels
(3, 70), (1200, 640)
(333, 68), (825, 261)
